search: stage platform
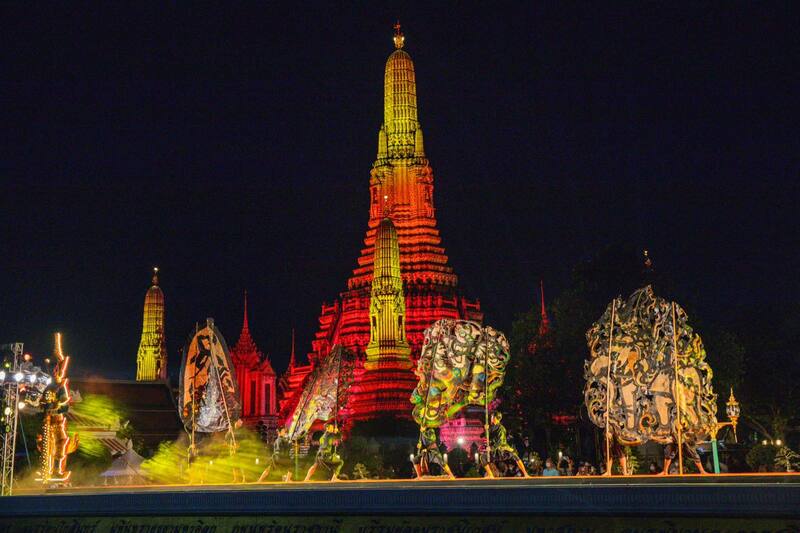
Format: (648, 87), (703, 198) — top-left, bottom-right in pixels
(2, 474), (799, 532)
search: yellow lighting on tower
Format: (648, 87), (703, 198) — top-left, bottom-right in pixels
(365, 218), (411, 369)
(135, 267), (167, 381)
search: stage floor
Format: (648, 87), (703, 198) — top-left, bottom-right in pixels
(3, 473), (800, 517)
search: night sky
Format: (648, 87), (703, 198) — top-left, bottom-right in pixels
(2, 3), (798, 380)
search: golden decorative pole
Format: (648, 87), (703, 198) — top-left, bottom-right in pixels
(710, 389), (740, 474)
(189, 322), (202, 468)
(671, 302), (684, 475)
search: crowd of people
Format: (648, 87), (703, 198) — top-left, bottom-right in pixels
(457, 436), (599, 478)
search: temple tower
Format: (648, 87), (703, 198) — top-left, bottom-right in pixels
(365, 218), (411, 367)
(279, 24), (482, 427)
(135, 267), (167, 381)
(346, 217), (417, 421)
(230, 292), (277, 425)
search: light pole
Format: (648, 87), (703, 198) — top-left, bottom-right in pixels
(709, 389), (740, 474)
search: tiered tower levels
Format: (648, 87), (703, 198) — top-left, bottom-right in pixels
(279, 27), (482, 426)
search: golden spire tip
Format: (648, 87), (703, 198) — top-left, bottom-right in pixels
(393, 20), (404, 49)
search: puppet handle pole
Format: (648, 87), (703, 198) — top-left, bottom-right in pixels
(605, 301), (616, 473)
(484, 327), (491, 459)
(671, 302), (684, 475)
(207, 320), (236, 451)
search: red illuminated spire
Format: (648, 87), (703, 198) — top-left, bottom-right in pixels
(232, 290), (259, 367)
(242, 290), (250, 334)
(538, 279), (550, 336)
(289, 328), (296, 369)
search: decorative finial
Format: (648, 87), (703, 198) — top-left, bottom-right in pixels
(538, 280), (550, 337)
(539, 280), (546, 317)
(289, 328), (296, 369)
(393, 20), (404, 49)
(243, 290), (249, 331)
(152, 266), (159, 286)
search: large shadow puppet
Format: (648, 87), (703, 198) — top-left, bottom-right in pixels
(411, 319), (528, 478)
(584, 286), (717, 475)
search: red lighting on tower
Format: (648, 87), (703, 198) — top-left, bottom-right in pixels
(278, 25), (482, 429)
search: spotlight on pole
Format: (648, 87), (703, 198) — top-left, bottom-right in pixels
(13, 373), (23, 382)
(0, 371), (5, 381)
(17, 402), (25, 410)
(29, 374), (37, 384)
(457, 437), (465, 446)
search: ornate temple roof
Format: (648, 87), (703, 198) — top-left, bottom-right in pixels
(231, 292), (275, 374)
(71, 378), (183, 448)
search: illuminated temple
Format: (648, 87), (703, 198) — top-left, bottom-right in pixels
(135, 268), (167, 381)
(230, 292), (278, 427)
(279, 25), (482, 427)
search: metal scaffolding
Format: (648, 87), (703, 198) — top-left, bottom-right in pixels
(1, 343), (23, 496)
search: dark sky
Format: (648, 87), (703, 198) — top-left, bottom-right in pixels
(2, 2), (798, 380)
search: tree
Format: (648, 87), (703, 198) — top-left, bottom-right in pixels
(746, 444), (778, 472)
(347, 416), (417, 478)
(737, 307), (800, 443)
(774, 446), (800, 473)
(502, 245), (748, 464)
(340, 436), (382, 478)
(504, 245), (650, 457)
